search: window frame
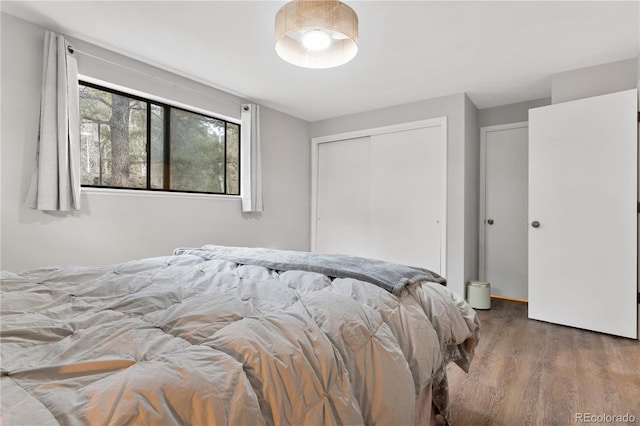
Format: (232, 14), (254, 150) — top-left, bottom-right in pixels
(78, 80), (241, 197)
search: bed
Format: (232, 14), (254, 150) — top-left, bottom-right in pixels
(0, 245), (480, 425)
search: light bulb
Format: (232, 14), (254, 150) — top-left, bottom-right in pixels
(302, 30), (331, 51)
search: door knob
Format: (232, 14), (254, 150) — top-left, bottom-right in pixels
(531, 221), (540, 228)
(487, 219), (494, 225)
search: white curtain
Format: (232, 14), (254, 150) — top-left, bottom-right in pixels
(240, 103), (263, 212)
(26, 31), (80, 211)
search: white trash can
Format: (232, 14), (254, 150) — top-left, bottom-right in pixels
(467, 281), (491, 310)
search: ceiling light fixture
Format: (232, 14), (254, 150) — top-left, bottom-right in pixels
(275, 0), (358, 69)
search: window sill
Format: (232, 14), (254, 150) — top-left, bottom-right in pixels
(81, 187), (241, 201)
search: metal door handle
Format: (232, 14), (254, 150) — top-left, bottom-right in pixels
(531, 221), (540, 228)
(487, 219), (494, 225)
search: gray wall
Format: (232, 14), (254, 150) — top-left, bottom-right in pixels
(479, 58), (637, 128)
(311, 93), (479, 298)
(551, 57), (638, 104)
(1, 13), (311, 271)
(476, 58), (639, 129)
(478, 98), (550, 128)
(464, 95), (479, 297)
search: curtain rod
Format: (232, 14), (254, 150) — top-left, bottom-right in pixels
(66, 45), (244, 108)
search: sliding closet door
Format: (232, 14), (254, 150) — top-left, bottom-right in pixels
(368, 128), (444, 271)
(315, 122), (446, 274)
(315, 137), (371, 256)
(528, 89), (637, 338)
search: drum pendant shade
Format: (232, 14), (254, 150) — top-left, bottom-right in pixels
(275, 0), (358, 69)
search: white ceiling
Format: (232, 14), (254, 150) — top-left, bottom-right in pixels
(2, 1), (638, 122)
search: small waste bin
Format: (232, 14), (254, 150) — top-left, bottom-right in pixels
(467, 281), (491, 310)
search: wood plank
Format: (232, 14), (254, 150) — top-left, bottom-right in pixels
(447, 299), (640, 425)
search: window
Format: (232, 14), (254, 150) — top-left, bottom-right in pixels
(79, 82), (240, 195)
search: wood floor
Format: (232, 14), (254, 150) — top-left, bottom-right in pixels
(446, 299), (640, 426)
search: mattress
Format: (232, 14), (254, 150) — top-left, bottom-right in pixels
(0, 245), (479, 425)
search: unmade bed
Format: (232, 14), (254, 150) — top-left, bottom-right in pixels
(0, 245), (480, 425)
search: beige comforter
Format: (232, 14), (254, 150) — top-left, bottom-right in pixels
(1, 248), (479, 425)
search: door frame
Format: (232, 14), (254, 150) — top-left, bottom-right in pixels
(479, 121), (528, 284)
(311, 117), (448, 274)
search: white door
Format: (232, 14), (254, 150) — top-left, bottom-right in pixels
(368, 128), (445, 271)
(315, 136), (371, 257)
(528, 89), (638, 339)
(314, 120), (446, 274)
(480, 123), (528, 300)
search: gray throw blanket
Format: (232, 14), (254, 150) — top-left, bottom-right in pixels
(174, 245), (446, 295)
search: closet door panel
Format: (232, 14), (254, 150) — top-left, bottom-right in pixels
(314, 120), (446, 275)
(316, 137), (371, 256)
(369, 127), (444, 272)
